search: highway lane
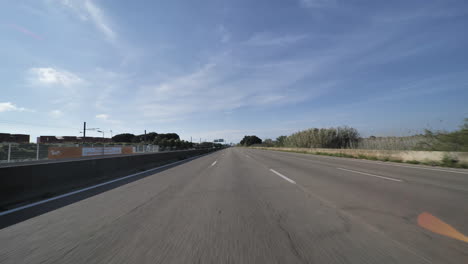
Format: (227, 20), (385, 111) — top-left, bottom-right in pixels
(241, 148), (468, 263)
(1, 147), (467, 263)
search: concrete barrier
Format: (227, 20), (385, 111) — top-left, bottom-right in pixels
(0, 149), (216, 210)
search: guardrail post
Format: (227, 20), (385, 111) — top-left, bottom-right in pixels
(7, 143), (11, 163)
(36, 143), (40, 160)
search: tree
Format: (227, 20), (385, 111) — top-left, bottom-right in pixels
(112, 133), (135, 143)
(283, 126), (359, 148)
(131, 135), (142, 143)
(145, 132), (159, 142)
(159, 138), (168, 147)
(174, 139), (182, 148)
(240, 135), (262, 146)
(263, 138), (274, 147)
(276, 136), (287, 147)
(155, 133), (180, 142)
(167, 139), (175, 148)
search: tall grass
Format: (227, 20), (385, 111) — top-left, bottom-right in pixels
(415, 119), (468, 152)
(267, 119), (468, 152)
(356, 136), (426, 150)
(283, 126), (359, 149)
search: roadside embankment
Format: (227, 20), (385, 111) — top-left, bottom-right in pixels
(0, 149), (217, 210)
(252, 147), (468, 168)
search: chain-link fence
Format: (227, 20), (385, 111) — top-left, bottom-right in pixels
(0, 143), (49, 163)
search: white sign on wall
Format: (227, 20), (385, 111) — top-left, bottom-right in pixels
(82, 147), (122, 156)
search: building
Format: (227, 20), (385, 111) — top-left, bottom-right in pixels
(0, 133), (30, 143)
(37, 136), (63, 143)
(37, 135), (112, 144)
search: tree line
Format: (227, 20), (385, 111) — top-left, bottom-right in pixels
(240, 118), (468, 151)
(112, 132), (180, 143)
(240, 126), (360, 148)
(112, 132), (193, 150)
(112, 132), (226, 150)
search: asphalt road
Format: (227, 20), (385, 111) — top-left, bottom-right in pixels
(1, 147), (467, 263)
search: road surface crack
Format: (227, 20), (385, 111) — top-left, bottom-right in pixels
(276, 213), (307, 264)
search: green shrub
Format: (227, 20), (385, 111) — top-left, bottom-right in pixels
(441, 155), (459, 167)
(416, 118), (468, 151)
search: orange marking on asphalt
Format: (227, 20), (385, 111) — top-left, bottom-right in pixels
(417, 212), (468, 243)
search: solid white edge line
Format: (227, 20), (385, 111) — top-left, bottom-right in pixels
(270, 169), (296, 184)
(211, 160), (217, 167)
(337, 168), (402, 182)
(271, 150), (468, 175)
(0, 152), (213, 217)
(369, 162), (468, 175)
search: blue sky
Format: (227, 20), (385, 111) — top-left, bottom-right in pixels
(1, 0), (467, 143)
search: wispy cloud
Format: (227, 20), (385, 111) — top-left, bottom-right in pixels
(134, 52), (331, 121)
(95, 113), (121, 124)
(49, 109), (64, 118)
(217, 25), (231, 43)
(9, 24), (43, 40)
(54, 0), (116, 41)
(0, 102), (31, 113)
(83, 0), (116, 40)
(372, 4), (468, 24)
(244, 32), (307, 46)
(299, 0), (336, 8)
(29, 67), (84, 87)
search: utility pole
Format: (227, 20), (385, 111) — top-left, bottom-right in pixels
(81, 122), (99, 145)
(144, 130), (147, 143)
(83, 122), (86, 143)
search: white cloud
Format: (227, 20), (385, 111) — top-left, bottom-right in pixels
(29, 67), (83, 87)
(95, 113), (122, 125)
(49, 109), (64, 118)
(244, 33), (307, 46)
(54, 0), (116, 41)
(96, 113), (109, 120)
(0, 102), (29, 112)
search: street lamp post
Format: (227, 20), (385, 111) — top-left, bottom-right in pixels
(97, 130), (105, 155)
